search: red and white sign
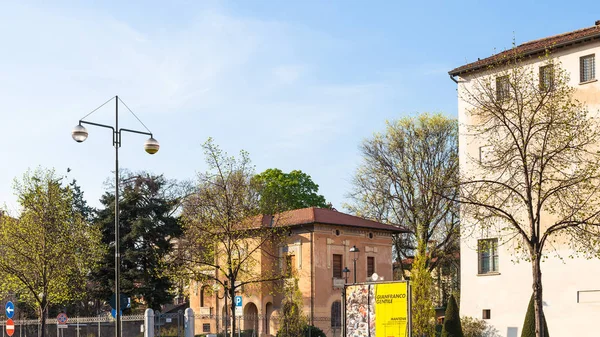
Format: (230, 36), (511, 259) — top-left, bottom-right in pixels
(57, 312), (68, 325)
(6, 318), (14, 336)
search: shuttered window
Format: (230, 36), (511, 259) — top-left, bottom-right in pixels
(333, 254), (342, 278)
(367, 256), (375, 277)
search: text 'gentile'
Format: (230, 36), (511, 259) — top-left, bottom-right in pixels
(375, 293), (406, 304)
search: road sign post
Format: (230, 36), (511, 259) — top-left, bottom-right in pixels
(234, 296), (243, 337)
(234, 296), (242, 317)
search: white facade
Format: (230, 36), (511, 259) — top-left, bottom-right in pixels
(455, 37), (600, 337)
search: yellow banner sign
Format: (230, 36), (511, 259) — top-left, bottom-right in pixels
(345, 282), (409, 337)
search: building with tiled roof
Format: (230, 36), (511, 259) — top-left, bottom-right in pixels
(449, 20), (600, 77)
(189, 207), (407, 337)
(450, 21), (600, 337)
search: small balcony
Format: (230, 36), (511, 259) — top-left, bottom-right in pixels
(333, 277), (345, 289)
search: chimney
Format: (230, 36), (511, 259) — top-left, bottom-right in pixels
(596, 20), (600, 26)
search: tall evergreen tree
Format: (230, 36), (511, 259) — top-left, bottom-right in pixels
(90, 172), (182, 310)
(521, 294), (549, 337)
(442, 294), (463, 337)
(411, 238), (436, 337)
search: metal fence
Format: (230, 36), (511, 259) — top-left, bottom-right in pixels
(0, 314), (145, 337)
(192, 314), (341, 337)
(0, 312), (340, 337)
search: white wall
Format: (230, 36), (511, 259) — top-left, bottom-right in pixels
(458, 39), (600, 337)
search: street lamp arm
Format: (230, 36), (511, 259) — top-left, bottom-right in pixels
(119, 128), (153, 137)
(80, 120), (115, 132)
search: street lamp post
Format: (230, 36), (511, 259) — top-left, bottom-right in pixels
(342, 267), (350, 284)
(349, 245), (360, 284)
(72, 96), (159, 337)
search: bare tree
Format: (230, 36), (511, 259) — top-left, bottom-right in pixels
(174, 138), (287, 337)
(459, 51), (600, 337)
(346, 113), (459, 280)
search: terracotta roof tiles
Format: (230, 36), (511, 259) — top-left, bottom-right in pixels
(449, 21), (600, 76)
(260, 207), (408, 233)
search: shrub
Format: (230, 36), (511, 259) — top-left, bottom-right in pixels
(442, 294), (463, 337)
(521, 294), (549, 337)
(461, 316), (486, 337)
(461, 316), (501, 337)
(303, 325), (327, 337)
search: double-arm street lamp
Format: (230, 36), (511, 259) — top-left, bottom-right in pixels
(72, 96), (159, 337)
(349, 245), (360, 284)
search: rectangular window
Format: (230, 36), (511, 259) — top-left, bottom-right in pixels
(285, 255), (297, 276)
(332, 254), (343, 278)
(496, 76), (510, 101)
(580, 54), (595, 82)
(478, 238), (499, 274)
(482, 309), (491, 320)
(479, 145), (492, 164)
(539, 65), (554, 91)
(367, 256), (375, 277)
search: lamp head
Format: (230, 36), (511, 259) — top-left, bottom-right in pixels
(349, 245), (359, 253)
(72, 124), (88, 143)
(144, 137), (160, 154)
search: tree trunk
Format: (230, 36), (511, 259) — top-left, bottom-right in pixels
(230, 285), (236, 337)
(38, 303), (47, 337)
(532, 254), (545, 337)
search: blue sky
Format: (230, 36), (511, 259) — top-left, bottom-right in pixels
(1, 0), (599, 212)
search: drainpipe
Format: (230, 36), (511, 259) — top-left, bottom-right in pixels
(310, 228), (314, 326)
(449, 74), (458, 83)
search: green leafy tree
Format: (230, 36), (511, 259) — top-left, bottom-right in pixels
(178, 139), (288, 337)
(411, 239), (436, 337)
(253, 168), (329, 214)
(442, 294), (463, 337)
(521, 294), (549, 337)
(90, 172), (183, 310)
(459, 51), (600, 337)
(346, 113), (459, 299)
(0, 168), (102, 336)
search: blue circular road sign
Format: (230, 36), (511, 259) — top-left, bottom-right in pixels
(5, 302), (14, 319)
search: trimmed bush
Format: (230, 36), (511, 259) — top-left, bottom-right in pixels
(303, 325), (327, 337)
(521, 294), (549, 337)
(442, 294), (464, 337)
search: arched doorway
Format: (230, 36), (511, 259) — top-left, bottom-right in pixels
(244, 302), (259, 333)
(265, 302), (274, 335)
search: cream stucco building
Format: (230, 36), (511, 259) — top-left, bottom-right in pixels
(449, 21), (600, 337)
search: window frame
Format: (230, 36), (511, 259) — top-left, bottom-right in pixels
(478, 238), (499, 274)
(367, 256), (375, 278)
(580, 54), (596, 83)
(285, 254), (297, 277)
(539, 64), (554, 91)
(332, 254), (343, 278)
(496, 75), (510, 101)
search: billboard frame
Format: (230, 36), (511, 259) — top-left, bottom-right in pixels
(342, 280), (412, 337)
